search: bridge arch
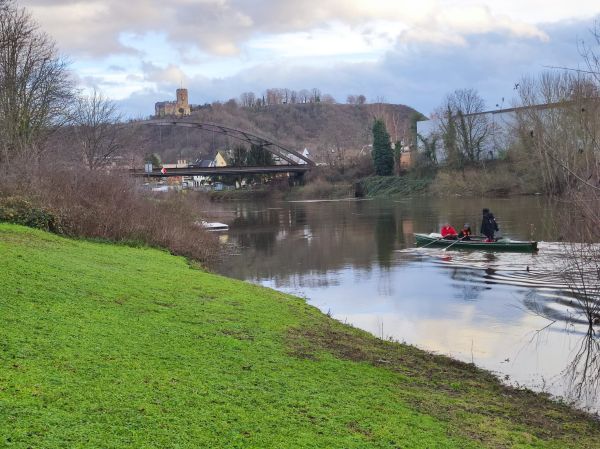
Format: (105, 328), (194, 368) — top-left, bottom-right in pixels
(145, 120), (314, 166)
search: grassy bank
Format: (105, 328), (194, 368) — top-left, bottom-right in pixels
(286, 179), (354, 200)
(360, 175), (432, 198)
(428, 161), (543, 197)
(1, 224), (599, 448)
(208, 187), (282, 201)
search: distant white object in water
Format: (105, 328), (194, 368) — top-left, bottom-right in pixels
(197, 221), (229, 231)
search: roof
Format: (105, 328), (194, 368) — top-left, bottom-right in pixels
(190, 159), (215, 168)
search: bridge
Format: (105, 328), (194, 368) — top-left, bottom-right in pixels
(133, 120), (314, 178)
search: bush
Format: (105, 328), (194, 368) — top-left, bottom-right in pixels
(0, 169), (220, 267)
(428, 162), (532, 197)
(43, 171), (220, 265)
(410, 152), (438, 179)
(287, 178), (353, 200)
(0, 197), (62, 233)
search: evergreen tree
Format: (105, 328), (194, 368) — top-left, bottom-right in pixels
(442, 105), (461, 169)
(247, 144), (274, 166)
(371, 119), (394, 176)
(145, 153), (162, 168)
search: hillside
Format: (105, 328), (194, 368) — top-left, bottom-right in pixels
(2, 223), (600, 448)
(141, 102), (422, 165)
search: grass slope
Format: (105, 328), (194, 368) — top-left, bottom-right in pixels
(361, 176), (432, 198)
(1, 224), (599, 448)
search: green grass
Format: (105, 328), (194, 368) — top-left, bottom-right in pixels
(208, 187), (278, 201)
(1, 223), (599, 448)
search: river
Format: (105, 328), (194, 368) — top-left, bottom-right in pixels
(211, 195), (600, 411)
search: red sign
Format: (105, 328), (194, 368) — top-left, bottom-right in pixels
(161, 167), (167, 174)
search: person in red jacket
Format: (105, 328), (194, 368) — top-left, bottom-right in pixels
(441, 223), (458, 239)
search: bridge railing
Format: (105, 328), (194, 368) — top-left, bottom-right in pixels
(130, 165), (311, 177)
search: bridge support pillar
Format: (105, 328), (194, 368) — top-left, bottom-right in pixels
(289, 172), (305, 187)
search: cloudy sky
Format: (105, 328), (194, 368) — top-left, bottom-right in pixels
(21, 0), (600, 118)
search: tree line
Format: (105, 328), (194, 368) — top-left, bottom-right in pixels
(237, 88), (368, 108)
(0, 0), (126, 172)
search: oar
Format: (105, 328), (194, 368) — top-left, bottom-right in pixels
(442, 235), (466, 252)
(418, 235), (445, 249)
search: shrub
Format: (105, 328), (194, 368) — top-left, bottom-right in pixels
(288, 178), (352, 200)
(0, 169), (220, 267)
(41, 171), (220, 265)
(428, 162), (531, 197)
(0, 197), (62, 233)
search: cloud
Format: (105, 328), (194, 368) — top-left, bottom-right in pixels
(141, 62), (190, 85)
(21, 0), (573, 57)
(22, 0), (596, 119)
(398, 5), (549, 46)
(117, 16), (596, 119)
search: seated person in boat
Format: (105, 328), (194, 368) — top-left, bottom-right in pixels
(441, 223), (458, 239)
(458, 223), (472, 240)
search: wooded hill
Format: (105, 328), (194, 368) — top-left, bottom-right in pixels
(141, 102), (423, 165)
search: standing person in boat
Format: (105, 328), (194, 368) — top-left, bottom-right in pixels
(441, 223), (458, 239)
(458, 223), (472, 240)
(480, 209), (499, 242)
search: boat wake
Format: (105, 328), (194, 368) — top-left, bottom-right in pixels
(397, 242), (600, 329)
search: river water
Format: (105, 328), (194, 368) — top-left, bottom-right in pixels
(212, 196), (600, 411)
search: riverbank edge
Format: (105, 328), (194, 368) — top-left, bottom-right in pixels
(207, 169), (533, 202)
(2, 223), (599, 448)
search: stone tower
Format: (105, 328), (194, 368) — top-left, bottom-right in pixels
(176, 88), (190, 115)
(154, 88), (191, 117)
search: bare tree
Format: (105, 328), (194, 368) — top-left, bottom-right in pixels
(310, 88), (321, 103)
(70, 89), (123, 170)
(436, 88), (490, 165)
(347, 94), (367, 105)
(298, 89), (310, 104)
(321, 94), (336, 104)
(514, 72), (599, 194)
(224, 98), (238, 109)
(322, 110), (355, 171)
(239, 92), (256, 108)
(289, 90), (298, 104)
(579, 21), (600, 85)
(265, 88), (283, 105)
(515, 27), (600, 401)
(367, 102), (409, 157)
(0, 0), (72, 165)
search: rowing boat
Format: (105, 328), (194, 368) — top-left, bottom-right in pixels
(196, 221), (229, 232)
(414, 233), (538, 252)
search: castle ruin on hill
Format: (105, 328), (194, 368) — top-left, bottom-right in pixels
(155, 88), (191, 117)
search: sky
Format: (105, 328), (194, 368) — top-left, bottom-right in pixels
(20, 0), (600, 118)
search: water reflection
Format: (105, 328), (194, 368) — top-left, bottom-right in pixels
(375, 213), (396, 267)
(212, 197), (600, 410)
(566, 324), (600, 405)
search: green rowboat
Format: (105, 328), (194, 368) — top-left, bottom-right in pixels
(414, 233), (538, 252)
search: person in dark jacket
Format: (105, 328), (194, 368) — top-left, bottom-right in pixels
(480, 208), (499, 242)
